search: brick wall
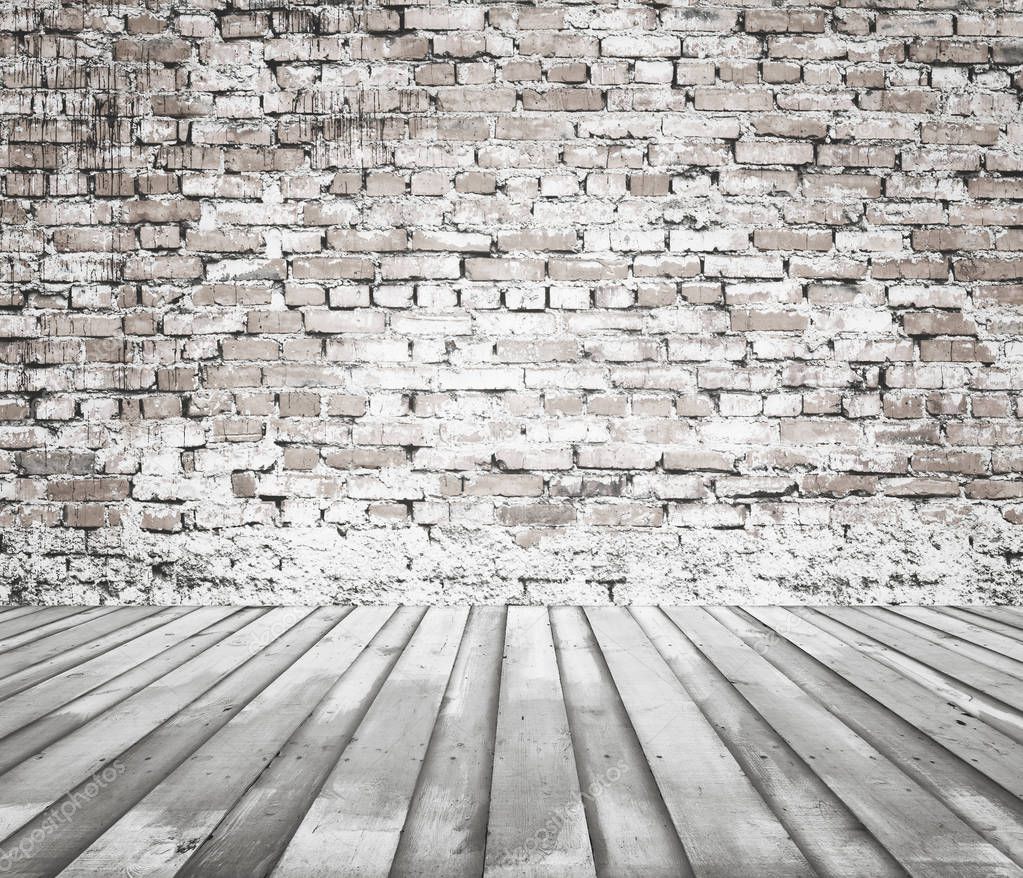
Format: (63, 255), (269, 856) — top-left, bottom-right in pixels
(2, 0), (1023, 604)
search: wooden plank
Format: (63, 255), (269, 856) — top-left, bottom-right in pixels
(0, 608), (294, 841)
(0, 603), (1013, 878)
(792, 606), (1023, 750)
(550, 607), (693, 878)
(0, 607), (237, 743)
(674, 606), (1022, 878)
(632, 606), (903, 878)
(0, 606), (43, 621)
(0, 608), (260, 776)
(58, 607), (397, 878)
(866, 607), (1023, 678)
(175, 607), (426, 878)
(820, 607), (1023, 714)
(720, 607), (1023, 868)
(746, 607), (1023, 802)
(0, 607), (346, 878)
(943, 607), (1023, 645)
(957, 607), (1023, 635)
(586, 607), (813, 878)
(270, 607), (468, 877)
(390, 606), (507, 878)
(0, 607), (115, 654)
(886, 607), (1023, 668)
(0, 606), (87, 640)
(483, 606), (595, 878)
(0, 606), (177, 694)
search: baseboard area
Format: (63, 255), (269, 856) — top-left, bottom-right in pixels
(4, 502), (1023, 604)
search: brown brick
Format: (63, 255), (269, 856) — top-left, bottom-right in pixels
(48, 477), (130, 502)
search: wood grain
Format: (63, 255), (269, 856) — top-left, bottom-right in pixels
(0, 605), (1013, 877)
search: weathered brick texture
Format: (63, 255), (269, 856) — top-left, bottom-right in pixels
(1, 0), (1023, 602)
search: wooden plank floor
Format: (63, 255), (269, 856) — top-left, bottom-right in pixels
(0, 606), (1021, 877)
